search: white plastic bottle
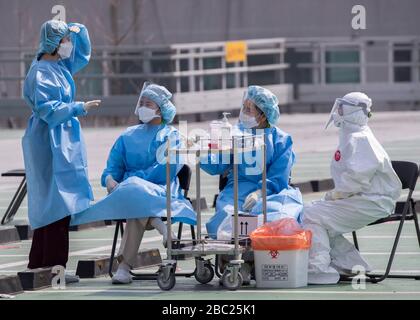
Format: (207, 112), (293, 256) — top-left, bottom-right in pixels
(221, 112), (232, 149)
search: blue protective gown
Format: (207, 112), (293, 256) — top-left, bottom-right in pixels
(201, 125), (303, 239)
(70, 124), (196, 226)
(22, 23), (93, 229)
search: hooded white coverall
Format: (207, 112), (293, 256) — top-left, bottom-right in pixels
(302, 92), (402, 284)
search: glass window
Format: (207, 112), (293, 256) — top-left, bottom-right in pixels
(194, 58), (200, 70)
(204, 75), (222, 90)
(393, 50), (411, 62)
(226, 73), (236, 88)
(325, 50), (359, 83)
(325, 51), (359, 63)
(151, 59), (174, 73)
(203, 57), (221, 69)
(180, 77), (189, 92)
(195, 76), (201, 91)
(326, 67), (360, 83)
(394, 67), (411, 82)
(285, 50), (312, 64)
(247, 54), (279, 66)
(297, 68), (313, 84)
(180, 59), (189, 71)
(248, 70), (279, 86)
(240, 73), (246, 87)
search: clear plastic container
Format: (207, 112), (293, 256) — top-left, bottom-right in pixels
(209, 120), (222, 149)
(220, 112), (232, 150)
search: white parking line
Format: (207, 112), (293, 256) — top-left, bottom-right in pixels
(61, 235), (417, 241)
(0, 227), (207, 270)
(3, 269), (418, 275)
(344, 235), (417, 239)
(0, 253), (120, 258)
(363, 252), (420, 255)
(0, 254), (36, 257)
(23, 289), (163, 294)
(20, 289), (420, 295)
(0, 269), (76, 273)
(234, 290), (420, 295)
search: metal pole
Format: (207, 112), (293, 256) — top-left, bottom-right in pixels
(233, 137), (239, 259)
(196, 146), (201, 243)
(166, 139), (172, 259)
(262, 134), (267, 224)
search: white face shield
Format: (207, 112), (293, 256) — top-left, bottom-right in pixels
(134, 81), (153, 116)
(325, 98), (371, 129)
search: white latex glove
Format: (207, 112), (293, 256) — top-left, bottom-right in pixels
(105, 175), (119, 194)
(83, 100), (101, 112)
(242, 189), (262, 212)
(324, 190), (353, 201)
(69, 25), (80, 33)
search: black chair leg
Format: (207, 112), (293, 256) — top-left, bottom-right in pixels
(109, 221), (121, 278)
(368, 217), (407, 283)
(9, 182), (27, 221)
(190, 225), (196, 245)
(120, 222), (124, 237)
(411, 200), (420, 248)
(1, 177), (27, 225)
(215, 254), (223, 278)
(352, 231), (359, 251)
(176, 222), (183, 248)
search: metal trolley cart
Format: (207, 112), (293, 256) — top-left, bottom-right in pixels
(157, 134), (267, 291)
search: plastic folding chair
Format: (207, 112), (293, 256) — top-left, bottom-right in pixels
(347, 161), (420, 283)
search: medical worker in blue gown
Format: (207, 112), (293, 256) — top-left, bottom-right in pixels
(70, 82), (196, 284)
(200, 85), (303, 284)
(22, 20), (100, 279)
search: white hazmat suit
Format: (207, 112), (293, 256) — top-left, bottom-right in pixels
(302, 92), (402, 284)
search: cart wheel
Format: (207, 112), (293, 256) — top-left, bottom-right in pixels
(194, 263), (215, 284)
(157, 268), (176, 291)
(222, 270), (243, 291)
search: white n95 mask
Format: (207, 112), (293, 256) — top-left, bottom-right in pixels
(58, 42), (73, 59)
(239, 111), (258, 129)
(138, 106), (160, 123)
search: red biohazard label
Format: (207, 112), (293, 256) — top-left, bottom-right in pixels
(269, 250), (279, 259)
(334, 150), (341, 161)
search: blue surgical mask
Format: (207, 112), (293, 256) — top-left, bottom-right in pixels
(239, 111), (258, 129)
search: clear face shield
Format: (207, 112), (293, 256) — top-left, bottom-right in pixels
(134, 81), (154, 115)
(325, 98), (370, 129)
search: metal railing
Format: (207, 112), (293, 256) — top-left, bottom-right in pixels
(0, 35), (419, 116)
(0, 37), (289, 98)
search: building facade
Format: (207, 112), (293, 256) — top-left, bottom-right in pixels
(0, 0), (419, 125)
